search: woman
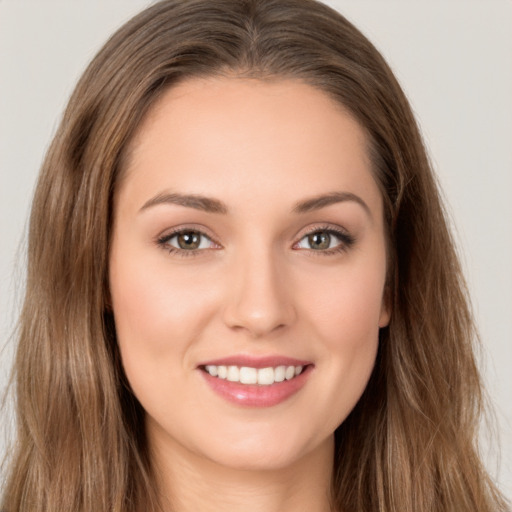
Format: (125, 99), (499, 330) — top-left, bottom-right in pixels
(1, 0), (508, 511)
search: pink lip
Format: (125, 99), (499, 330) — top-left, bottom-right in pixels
(197, 355), (314, 408)
(198, 354), (311, 369)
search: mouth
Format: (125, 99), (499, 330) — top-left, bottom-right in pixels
(200, 364), (306, 385)
(197, 356), (313, 407)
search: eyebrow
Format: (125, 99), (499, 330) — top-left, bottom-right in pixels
(140, 192), (228, 214)
(291, 191), (371, 217)
(139, 190), (371, 217)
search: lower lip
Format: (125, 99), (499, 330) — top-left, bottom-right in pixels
(199, 366), (313, 407)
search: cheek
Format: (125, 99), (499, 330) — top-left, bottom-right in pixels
(111, 266), (177, 356)
(110, 251), (212, 349)
(108, 251), (221, 415)
(296, 262), (384, 428)
(302, 259), (386, 351)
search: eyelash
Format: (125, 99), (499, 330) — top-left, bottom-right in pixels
(156, 226), (218, 258)
(295, 225), (356, 256)
(156, 224), (355, 258)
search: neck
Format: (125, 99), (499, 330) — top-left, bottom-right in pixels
(149, 431), (335, 512)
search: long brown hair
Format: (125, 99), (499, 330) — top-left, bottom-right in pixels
(2, 1), (508, 511)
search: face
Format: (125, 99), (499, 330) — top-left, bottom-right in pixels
(109, 77), (389, 472)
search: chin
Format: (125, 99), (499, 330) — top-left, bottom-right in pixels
(193, 429), (334, 473)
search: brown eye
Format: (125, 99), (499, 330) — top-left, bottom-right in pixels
(294, 227), (354, 254)
(307, 231), (331, 250)
(176, 231), (202, 250)
(159, 229), (216, 252)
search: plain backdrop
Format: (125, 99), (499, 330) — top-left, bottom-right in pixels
(1, 0), (511, 499)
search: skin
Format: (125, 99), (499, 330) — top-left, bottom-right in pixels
(109, 77), (390, 512)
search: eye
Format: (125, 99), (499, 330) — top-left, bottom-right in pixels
(294, 227), (355, 254)
(157, 229), (218, 254)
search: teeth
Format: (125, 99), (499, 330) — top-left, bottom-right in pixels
(258, 367), (275, 386)
(226, 366), (239, 382)
(205, 365), (218, 377)
(239, 366), (258, 384)
(274, 365), (286, 382)
(204, 364), (304, 385)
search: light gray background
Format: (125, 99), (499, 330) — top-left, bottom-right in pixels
(1, 0), (511, 498)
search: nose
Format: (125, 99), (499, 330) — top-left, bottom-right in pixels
(222, 249), (296, 338)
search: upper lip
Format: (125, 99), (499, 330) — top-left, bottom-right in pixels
(197, 354), (312, 369)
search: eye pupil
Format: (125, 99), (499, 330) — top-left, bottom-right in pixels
(308, 232), (330, 250)
(178, 231), (201, 250)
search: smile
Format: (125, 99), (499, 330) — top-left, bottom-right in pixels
(203, 364), (304, 385)
(198, 357), (313, 407)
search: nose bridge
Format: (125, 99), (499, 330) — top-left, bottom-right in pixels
(222, 240), (295, 337)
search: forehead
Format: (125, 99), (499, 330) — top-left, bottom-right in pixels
(119, 76), (382, 216)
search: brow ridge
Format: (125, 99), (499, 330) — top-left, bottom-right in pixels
(292, 191), (371, 216)
(140, 192), (228, 214)
(139, 190), (370, 217)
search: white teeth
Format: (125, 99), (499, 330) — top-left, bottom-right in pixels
(204, 364), (304, 385)
(258, 367), (275, 386)
(285, 366), (295, 380)
(226, 366), (239, 382)
(205, 365), (218, 377)
(274, 365), (286, 382)
(239, 366), (258, 384)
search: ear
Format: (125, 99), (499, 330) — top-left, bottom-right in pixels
(378, 285), (391, 328)
(378, 304), (390, 328)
